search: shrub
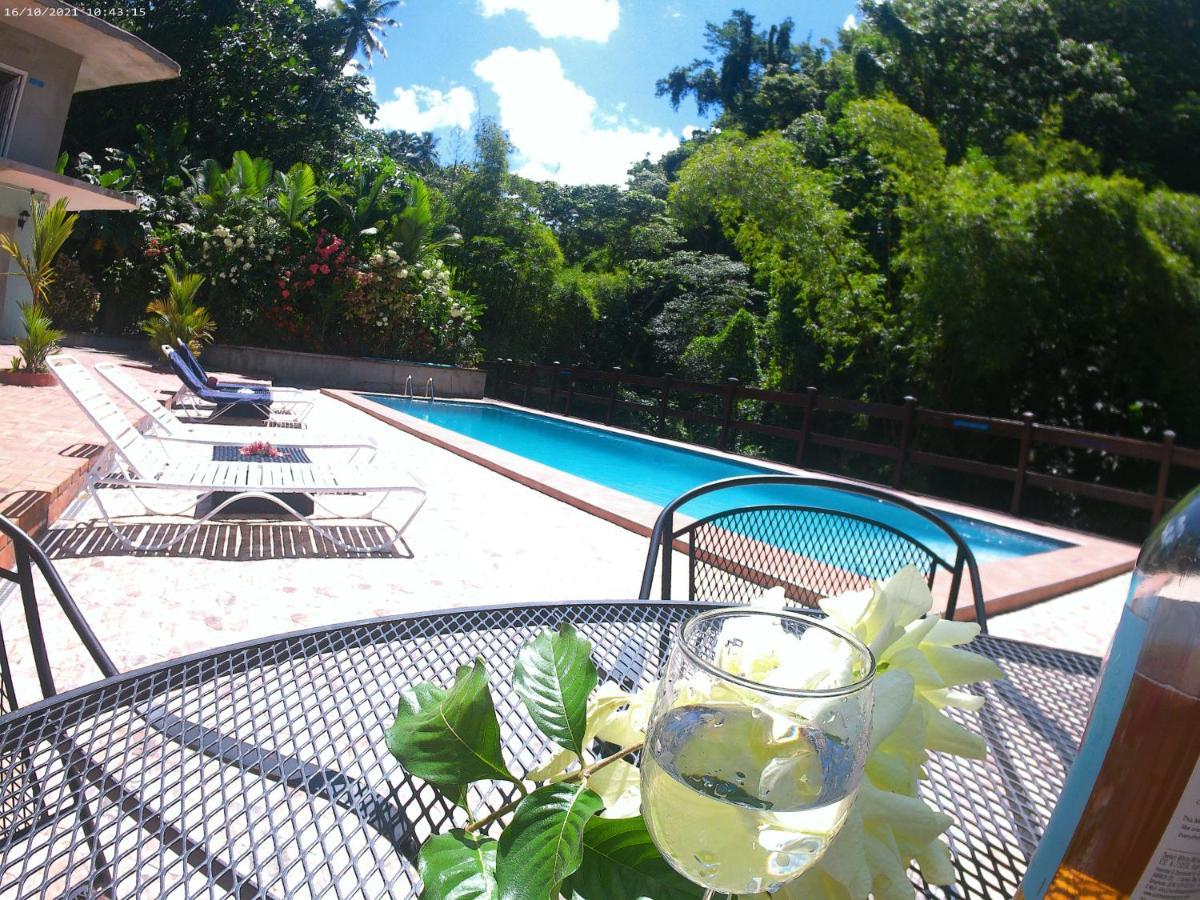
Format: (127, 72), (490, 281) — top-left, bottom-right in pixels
(44, 257), (101, 332)
(142, 264), (216, 357)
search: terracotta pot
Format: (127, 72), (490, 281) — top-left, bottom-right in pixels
(0, 370), (57, 387)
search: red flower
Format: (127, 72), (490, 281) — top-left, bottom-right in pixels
(319, 264), (330, 275)
(309, 263), (319, 274)
(281, 289), (290, 299)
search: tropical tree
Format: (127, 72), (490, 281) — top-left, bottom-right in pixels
(1, 198), (76, 373)
(142, 265), (216, 358)
(0, 198), (78, 310)
(332, 0), (401, 67)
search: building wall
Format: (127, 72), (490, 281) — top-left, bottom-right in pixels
(0, 185), (32, 339)
(0, 24), (81, 169)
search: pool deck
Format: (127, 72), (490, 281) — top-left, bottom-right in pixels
(331, 391), (1138, 620)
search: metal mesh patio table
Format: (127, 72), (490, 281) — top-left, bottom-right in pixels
(0, 600), (1099, 899)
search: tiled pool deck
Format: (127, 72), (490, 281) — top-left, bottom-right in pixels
(0, 342), (1134, 705)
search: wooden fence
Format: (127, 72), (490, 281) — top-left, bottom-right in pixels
(486, 361), (1200, 527)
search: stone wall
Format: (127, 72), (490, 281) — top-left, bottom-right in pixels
(202, 344), (487, 398)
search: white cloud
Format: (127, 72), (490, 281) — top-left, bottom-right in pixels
(842, 13), (858, 30)
(372, 85), (476, 132)
(473, 46), (678, 185)
(479, 0), (619, 42)
(315, 0), (337, 9)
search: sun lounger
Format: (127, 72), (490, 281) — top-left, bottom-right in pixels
(48, 355), (424, 553)
(164, 347), (314, 425)
(95, 361), (377, 462)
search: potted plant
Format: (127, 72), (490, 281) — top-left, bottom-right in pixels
(0, 197), (77, 387)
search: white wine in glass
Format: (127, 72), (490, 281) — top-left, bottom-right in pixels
(641, 608), (875, 898)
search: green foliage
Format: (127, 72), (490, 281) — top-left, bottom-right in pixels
(14, 305), (64, 374)
(496, 784), (605, 900)
(513, 625), (598, 761)
(417, 831), (498, 900)
(141, 265), (215, 358)
(65, 0), (376, 170)
(44, 257), (101, 332)
(386, 658), (518, 806)
(0, 198), (78, 310)
(563, 817), (703, 900)
(671, 132), (890, 388)
(386, 627), (698, 900)
(904, 164), (1200, 434)
(680, 307), (761, 384)
(273, 163), (318, 227)
(331, 0), (401, 67)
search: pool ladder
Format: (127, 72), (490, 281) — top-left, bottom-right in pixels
(402, 375), (434, 401)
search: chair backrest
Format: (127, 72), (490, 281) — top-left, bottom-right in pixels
(176, 338), (209, 381)
(638, 475), (987, 629)
(0, 515), (118, 713)
(164, 345), (208, 395)
(46, 355), (170, 479)
(94, 362), (181, 436)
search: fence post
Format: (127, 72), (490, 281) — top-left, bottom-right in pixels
(794, 386), (818, 467)
(1152, 430), (1177, 524)
(548, 361), (560, 412)
(1010, 412), (1036, 515)
(564, 368), (576, 417)
(893, 395), (918, 488)
(718, 378), (740, 450)
(605, 367), (621, 425)
(657, 374), (673, 434)
(522, 362), (535, 406)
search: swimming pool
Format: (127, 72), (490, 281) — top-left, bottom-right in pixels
(365, 397), (1069, 565)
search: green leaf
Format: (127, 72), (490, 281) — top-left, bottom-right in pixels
(513, 624), (598, 759)
(386, 659), (518, 802)
(496, 783), (604, 900)
(563, 816), (703, 900)
(418, 830), (498, 900)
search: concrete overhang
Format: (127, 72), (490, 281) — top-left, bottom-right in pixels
(1, 1), (180, 91)
(0, 156), (135, 210)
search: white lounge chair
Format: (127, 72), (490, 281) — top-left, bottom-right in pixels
(94, 361), (377, 462)
(48, 355), (425, 553)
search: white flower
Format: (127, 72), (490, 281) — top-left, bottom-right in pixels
(213, 225), (230, 238)
(175, 223), (195, 234)
(369, 254), (383, 267)
(223, 238), (233, 249)
(421, 269), (432, 280)
(243, 262), (251, 270)
(386, 248), (399, 261)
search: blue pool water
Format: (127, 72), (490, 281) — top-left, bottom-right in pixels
(366, 397), (1068, 565)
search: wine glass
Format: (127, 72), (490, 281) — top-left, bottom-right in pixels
(641, 607), (875, 898)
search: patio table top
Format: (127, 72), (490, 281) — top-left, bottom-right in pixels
(0, 600), (1099, 898)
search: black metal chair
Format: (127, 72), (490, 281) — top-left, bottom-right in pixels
(638, 475), (988, 630)
(0, 515), (118, 714)
(1, 515), (120, 889)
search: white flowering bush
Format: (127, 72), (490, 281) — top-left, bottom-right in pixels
(345, 250), (480, 363)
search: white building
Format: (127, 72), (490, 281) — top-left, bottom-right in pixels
(0, 0), (178, 336)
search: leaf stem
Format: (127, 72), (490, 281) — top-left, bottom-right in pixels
(466, 742), (644, 834)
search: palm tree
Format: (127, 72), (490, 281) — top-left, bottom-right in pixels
(332, 0), (401, 68)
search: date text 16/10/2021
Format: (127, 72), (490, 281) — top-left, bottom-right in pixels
(3, 6), (147, 16)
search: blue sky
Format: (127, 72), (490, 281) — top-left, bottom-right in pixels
(340, 0), (857, 184)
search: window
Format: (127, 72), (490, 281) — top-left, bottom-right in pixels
(0, 66), (26, 158)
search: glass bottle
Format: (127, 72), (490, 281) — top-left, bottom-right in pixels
(1018, 487), (1200, 898)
